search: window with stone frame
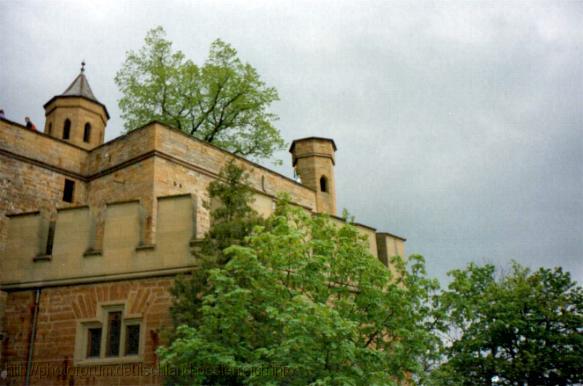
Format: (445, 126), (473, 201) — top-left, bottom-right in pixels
(77, 305), (142, 362)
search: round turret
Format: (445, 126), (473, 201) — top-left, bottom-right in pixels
(289, 137), (337, 215)
(43, 63), (109, 150)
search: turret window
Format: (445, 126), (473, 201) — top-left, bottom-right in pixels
(320, 176), (328, 192)
(63, 119), (71, 140)
(48, 122), (52, 135)
(83, 122), (91, 143)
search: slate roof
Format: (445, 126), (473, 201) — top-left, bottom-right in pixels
(43, 65), (110, 119)
(61, 72), (98, 102)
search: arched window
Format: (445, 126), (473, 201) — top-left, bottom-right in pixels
(320, 176), (328, 192)
(83, 122), (91, 143)
(63, 119), (71, 140)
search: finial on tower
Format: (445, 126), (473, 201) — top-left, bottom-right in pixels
(81, 60), (86, 73)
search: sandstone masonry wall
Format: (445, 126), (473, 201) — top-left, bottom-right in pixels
(0, 157), (87, 257)
(2, 196), (195, 287)
(153, 124), (317, 210)
(0, 119), (88, 175)
(1, 87), (406, 386)
(2, 278), (174, 386)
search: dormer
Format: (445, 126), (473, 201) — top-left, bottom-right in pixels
(43, 62), (109, 150)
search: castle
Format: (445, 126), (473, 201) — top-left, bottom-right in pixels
(0, 68), (405, 385)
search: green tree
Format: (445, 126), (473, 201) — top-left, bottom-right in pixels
(160, 199), (438, 385)
(115, 26), (284, 159)
(170, 161), (263, 328)
(430, 262), (583, 386)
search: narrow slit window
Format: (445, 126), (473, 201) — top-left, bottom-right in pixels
(87, 327), (102, 358)
(320, 176), (328, 192)
(45, 221), (56, 255)
(106, 311), (122, 357)
(63, 179), (75, 203)
(83, 123), (91, 143)
(63, 119), (71, 140)
(125, 324), (140, 355)
(48, 123), (52, 135)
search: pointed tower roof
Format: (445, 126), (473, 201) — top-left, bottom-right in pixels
(61, 61), (98, 101)
(43, 61), (110, 119)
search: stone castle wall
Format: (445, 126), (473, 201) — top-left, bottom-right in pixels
(2, 278), (173, 386)
(0, 114), (406, 386)
(0, 120), (318, 256)
(1, 196), (196, 288)
(0, 120), (89, 256)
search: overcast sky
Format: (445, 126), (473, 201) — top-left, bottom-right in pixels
(1, 0), (581, 284)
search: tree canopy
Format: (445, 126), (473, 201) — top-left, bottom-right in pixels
(170, 161), (264, 328)
(115, 26), (284, 159)
(160, 198), (437, 385)
(429, 262), (583, 386)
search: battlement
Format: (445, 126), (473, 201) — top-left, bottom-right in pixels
(1, 108), (407, 292)
(1, 194), (196, 288)
(1, 192), (405, 289)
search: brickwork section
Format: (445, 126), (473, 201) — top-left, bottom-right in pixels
(1, 278), (174, 386)
(0, 290), (7, 333)
(0, 290), (34, 376)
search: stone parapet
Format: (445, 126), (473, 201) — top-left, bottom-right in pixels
(0, 119), (88, 176)
(1, 195), (196, 288)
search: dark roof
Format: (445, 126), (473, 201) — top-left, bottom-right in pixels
(289, 137), (337, 153)
(62, 73), (98, 101)
(376, 232), (407, 242)
(43, 71), (110, 119)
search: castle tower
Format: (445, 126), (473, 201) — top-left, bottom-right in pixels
(43, 62), (109, 150)
(290, 137), (337, 215)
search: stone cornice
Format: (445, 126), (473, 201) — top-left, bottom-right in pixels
(0, 265), (197, 290)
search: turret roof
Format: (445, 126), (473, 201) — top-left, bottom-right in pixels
(61, 62), (99, 102)
(62, 72), (98, 101)
(43, 62), (110, 119)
